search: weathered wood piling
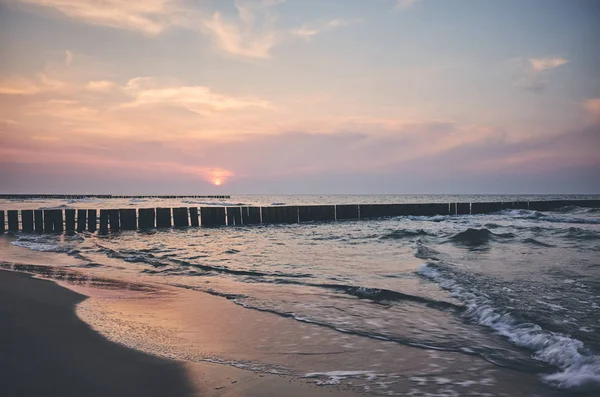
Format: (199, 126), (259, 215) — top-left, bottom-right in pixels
(138, 208), (155, 229)
(65, 209), (76, 231)
(156, 208), (172, 228)
(201, 207), (226, 227)
(0, 194), (230, 199)
(120, 209), (137, 230)
(1, 199), (599, 234)
(226, 207), (242, 226)
(88, 209), (97, 232)
(77, 209), (87, 232)
(21, 210), (34, 232)
(173, 207), (189, 227)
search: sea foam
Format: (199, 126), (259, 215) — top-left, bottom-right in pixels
(418, 263), (600, 390)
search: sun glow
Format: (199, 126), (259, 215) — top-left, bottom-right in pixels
(204, 168), (232, 186)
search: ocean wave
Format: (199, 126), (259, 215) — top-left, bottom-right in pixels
(11, 235), (68, 253)
(449, 228), (514, 247)
(407, 215), (448, 222)
(415, 244), (441, 261)
(303, 370), (377, 385)
(522, 238), (555, 247)
(316, 283), (462, 310)
(180, 200), (237, 206)
(418, 263), (600, 390)
(500, 209), (600, 225)
(555, 206), (600, 214)
(560, 227), (600, 241)
(380, 229), (433, 240)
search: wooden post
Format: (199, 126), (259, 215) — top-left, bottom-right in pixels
(241, 207), (261, 225)
(189, 207), (199, 227)
(200, 207), (226, 227)
(298, 205), (335, 222)
(65, 209), (76, 231)
(335, 204), (359, 220)
(156, 208), (172, 228)
(0, 210), (5, 234)
(138, 208), (156, 229)
(514, 201), (529, 210)
(261, 206), (298, 224)
(226, 207), (242, 226)
(471, 202), (502, 214)
(21, 210), (34, 232)
(77, 209), (87, 232)
(173, 207), (189, 227)
(99, 210), (109, 233)
(108, 209), (120, 231)
(456, 203), (470, 215)
(34, 210), (43, 232)
(88, 209), (97, 232)
(49, 209), (63, 232)
(7, 210), (18, 231)
(43, 209), (53, 232)
(119, 209), (137, 230)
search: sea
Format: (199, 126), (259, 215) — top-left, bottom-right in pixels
(1, 194), (599, 396)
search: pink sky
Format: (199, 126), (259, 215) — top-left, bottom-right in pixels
(1, 0), (599, 193)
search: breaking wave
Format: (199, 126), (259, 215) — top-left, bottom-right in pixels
(418, 263), (600, 390)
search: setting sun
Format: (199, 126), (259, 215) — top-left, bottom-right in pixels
(213, 178), (222, 186)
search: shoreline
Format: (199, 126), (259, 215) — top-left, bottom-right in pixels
(0, 235), (578, 396)
(0, 269), (193, 397)
(0, 267), (362, 397)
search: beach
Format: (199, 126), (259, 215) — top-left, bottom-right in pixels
(0, 267), (364, 397)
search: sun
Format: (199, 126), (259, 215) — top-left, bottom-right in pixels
(204, 168), (232, 186)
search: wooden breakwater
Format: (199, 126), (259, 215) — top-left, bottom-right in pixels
(0, 194), (230, 200)
(0, 199), (598, 234)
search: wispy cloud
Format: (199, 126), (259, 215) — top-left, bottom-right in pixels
(201, 1), (359, 58)
(291, 18), (362, 41)
(122, 77), (273, 115)
(584, 98), (600, 123)
(17, 0), (185, 35)
(395, 0), (421, 11)
(200, 0), (281, 59)
(12, 0), (359, 59)
(0, 73), (64, 95)
(509, 56), (569, 93)
(528, 57), (569, 72)
(85, 80), (115, 92)
(64, 50), (73, 66)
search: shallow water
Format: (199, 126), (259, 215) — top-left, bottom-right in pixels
(2, 194), (599, 395)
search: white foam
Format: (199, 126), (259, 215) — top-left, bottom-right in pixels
(418, 263), (600, 390)
(11, 236), (65, 253)
(499, 209), (600, 224)
(304, 370), (377, 385)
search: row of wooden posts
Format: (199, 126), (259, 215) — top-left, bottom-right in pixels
(0, 194), (230, 200)
(0, 200), (598, 234)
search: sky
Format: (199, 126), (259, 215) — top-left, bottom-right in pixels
(0, 0), (599, 194)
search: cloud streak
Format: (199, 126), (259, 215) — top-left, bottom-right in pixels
(510, 56), (569, 93)
(528, 57), (569, 72)
(17, 0), (184, 35)
(122, 77), (273, 115)
(14, 0), (359, 59)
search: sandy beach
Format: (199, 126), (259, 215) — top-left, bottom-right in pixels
(0, 267), (366, 397)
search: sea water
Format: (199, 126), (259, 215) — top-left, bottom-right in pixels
(2, 194), (599, 395)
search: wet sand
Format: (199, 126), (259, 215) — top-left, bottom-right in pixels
(0, 269), (193, 397)
(0, 269), (360, 397)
